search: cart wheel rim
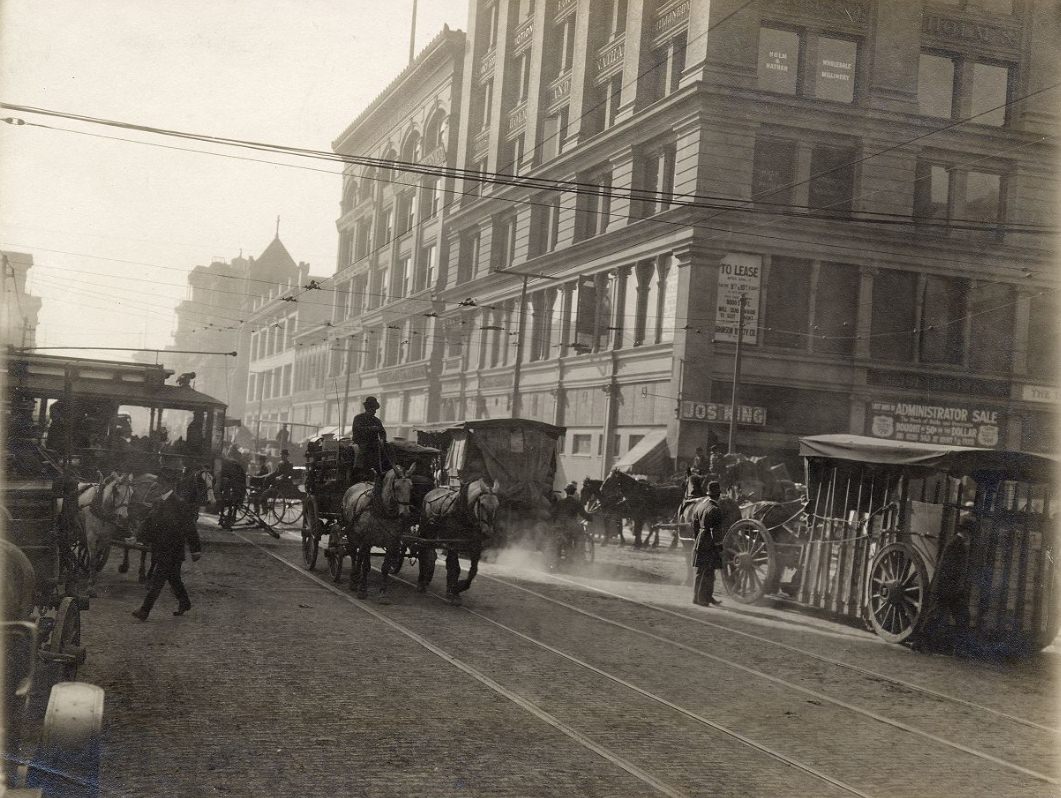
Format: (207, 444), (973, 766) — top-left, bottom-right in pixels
(868, 543), (927, 644)
(721, 521), (777, 604)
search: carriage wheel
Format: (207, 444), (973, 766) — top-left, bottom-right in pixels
(867, 543), (928, 644)
(301, 504), (320, 570)
(279, 497), (303, 526)
(49, 596), (84, 681)
(721, 520), (778, 604)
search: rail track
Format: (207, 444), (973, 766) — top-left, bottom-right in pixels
(239, 533), (1058, 796)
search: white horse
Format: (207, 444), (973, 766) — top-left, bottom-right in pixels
(69, 473), (138, 594)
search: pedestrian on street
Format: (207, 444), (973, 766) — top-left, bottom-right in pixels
(915, 504), (975, 652)
(690, 447), (706, 474)
(691, 480), (725, 607)
(132, 469), (202, 621)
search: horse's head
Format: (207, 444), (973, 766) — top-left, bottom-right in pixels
(384, 463), (416, 519)
(468, 479), (500, 541)
(104, 473), (137, 525)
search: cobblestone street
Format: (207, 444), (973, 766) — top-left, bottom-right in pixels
(75, 519), (1059, 798)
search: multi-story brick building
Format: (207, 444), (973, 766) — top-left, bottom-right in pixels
(330, 1), (1059, 481)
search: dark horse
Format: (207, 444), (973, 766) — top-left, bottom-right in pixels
(416, 478), (499, 605)
(340, 465), (416, 603)
(598, 469), (685, 548)
(580, 477), (625, 546)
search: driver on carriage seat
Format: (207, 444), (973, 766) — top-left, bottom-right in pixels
(553, 482), (593, 527)
(351, 396), (391, 485)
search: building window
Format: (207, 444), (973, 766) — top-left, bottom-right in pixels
(383, 325), (401, 367)
(516, 51), (532, 102)
(914, 162), (952, 224)
(969, 282), (1014, 374)
(915, 162), (1003, 236)
(752, 138), (796, 205)
(396, 193), (415, 235)
(815, 37), (857, 104)
(556, 13), (576, 75)
(531, 198), (560, 256)
(646, 32), (688, 103)
(571, 433), (592, 455)
(919, 275), (968, 365)
(479, 79), (494, 131)
(970, 62), (1011, 125)
(492, 215), (517, 271)
(419, 244), (437, 290)
(759, 27), (801, 95)
(354, 217), (373, 260)
(814, 262), (859, 356)
(759, 26), (858, 104)
(965, 171), (1003, 231)
(378, 207), (393, 245)
(458, 229), (480, 284)
(633, 260), (660, 347)
(639, 142), (676, 217)
(1027, 292), (1057, 380)
(764, 257), (811, 348)
(870, 269), (918, 362)
(421, 178), (441, 219)
(578, 167), (612, 240)
(484, 2), (499, 48)
(541, 106), (569, 162)
(394, 255), (411, 298)
(918, 52), (957, 119)
(606, 0), (627, 36)
(247, 373), (257, 402)
(808, 145), (855, 215)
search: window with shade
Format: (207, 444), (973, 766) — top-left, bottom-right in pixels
(638, 142), (676, 218)
(813, 262), (859, 356)
(969, 281), (1014, 374)
(1026, 291), (1058, 380)
(919, 275), (968, 365)
(870, 269), (918, 362)
(808, 145), (855, 215)
(919, 51), (1013, 126)
(758, 27), (859, 103)
(914, 161), (1004, 237)
(753, 138), (797, 206)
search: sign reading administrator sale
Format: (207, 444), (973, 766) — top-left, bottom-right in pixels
(866, 399), (1004, 448)
(715, 253), (761, 344)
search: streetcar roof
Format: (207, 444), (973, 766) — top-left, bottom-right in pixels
(416, 418), (566, 438)
(799, 434), (1058, 480)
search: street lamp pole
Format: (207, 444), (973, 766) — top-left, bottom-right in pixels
(510, 274), (530, 417)
(727, 293), (746, 455)
(253, 370), (265, 454)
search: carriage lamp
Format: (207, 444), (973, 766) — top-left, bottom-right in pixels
(176, 372), (196, 387)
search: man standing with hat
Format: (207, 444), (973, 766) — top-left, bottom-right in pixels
(132, 469), (202, 620)
(351, 396), (391, 478)
(691, 480), (725, 606)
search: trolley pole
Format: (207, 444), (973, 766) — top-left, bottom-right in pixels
(727, 293), (746, 455)
(339, 338), (354, 436)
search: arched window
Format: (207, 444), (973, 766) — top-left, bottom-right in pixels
(400, 130), (421, 163)
(380, 148), (398, 182)
(341, 178), (358, 213)
(424, 110), (448, 153)
(359, 168), (375, 201)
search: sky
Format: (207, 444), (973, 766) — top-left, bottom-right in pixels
(0, 0), (468, 356)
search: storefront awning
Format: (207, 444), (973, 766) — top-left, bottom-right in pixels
(611, 429), (670, 476)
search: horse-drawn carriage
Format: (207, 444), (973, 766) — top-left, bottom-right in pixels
(418, 419), (579, 565)
(720, 434), (1059, 652)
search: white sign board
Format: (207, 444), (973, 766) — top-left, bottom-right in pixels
(1021, 384), (1061, 404)
(715, 253), (761, 344)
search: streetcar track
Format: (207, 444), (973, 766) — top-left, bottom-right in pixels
(475, 572), (1058, 786)
(536, 569), (1060, 735)
(386, 572), (872, 798)
(234, 533), (686, 798)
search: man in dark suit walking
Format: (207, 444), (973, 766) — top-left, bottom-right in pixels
(132, 469), (202, 620)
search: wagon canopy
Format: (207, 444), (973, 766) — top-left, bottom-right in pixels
(422, 419), (565, 506)
(799, 434), (1058, 482)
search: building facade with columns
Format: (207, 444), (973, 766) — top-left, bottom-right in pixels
(331, 1), (1059, 481)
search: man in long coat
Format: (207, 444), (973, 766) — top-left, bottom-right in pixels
(351, 396), (391, 478)
(132, 469), (202, 620)
(691, 481), (725, 606)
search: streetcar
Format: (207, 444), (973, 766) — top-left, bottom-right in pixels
(720, 434), (1059, 652)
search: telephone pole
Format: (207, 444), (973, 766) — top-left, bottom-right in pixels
(727, 293), (746, 455)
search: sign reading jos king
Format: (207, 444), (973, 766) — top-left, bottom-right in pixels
(867, 399), (1003, 448)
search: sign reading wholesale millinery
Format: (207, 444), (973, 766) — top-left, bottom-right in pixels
(866, 399), (1004, 448)
(714, 253), (761, 344)
(680, 401), (767, 426)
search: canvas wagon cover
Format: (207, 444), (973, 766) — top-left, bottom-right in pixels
(443, 421), (564, 507)
(800, 434), (1057, 481)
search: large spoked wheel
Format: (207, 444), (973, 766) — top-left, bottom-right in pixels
(867, 542), (929, 644)
(49, 596), (85, 681)
(301, 502), (320, 570)
(721, 520), (778, 604)
(275, 495), (303, 526)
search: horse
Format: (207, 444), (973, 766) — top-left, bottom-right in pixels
(56, 472), (136, 594)
(340, 465), (416, 603)
(598, 469), (685, 548)
(417, 478), (499, 605)
(116, 473), (164, 582)
(580, 477), (625, 546)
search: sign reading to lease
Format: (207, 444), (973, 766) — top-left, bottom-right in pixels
(715, 253), (761, 344)
(867, 399), (1003, 448)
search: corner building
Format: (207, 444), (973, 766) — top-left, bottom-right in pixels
(332, 1), (1059, 482)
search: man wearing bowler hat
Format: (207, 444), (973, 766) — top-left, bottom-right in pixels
(132, 468), (202, 620)
(691, 480), (725, 606)
(351, 396), (391, 479)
